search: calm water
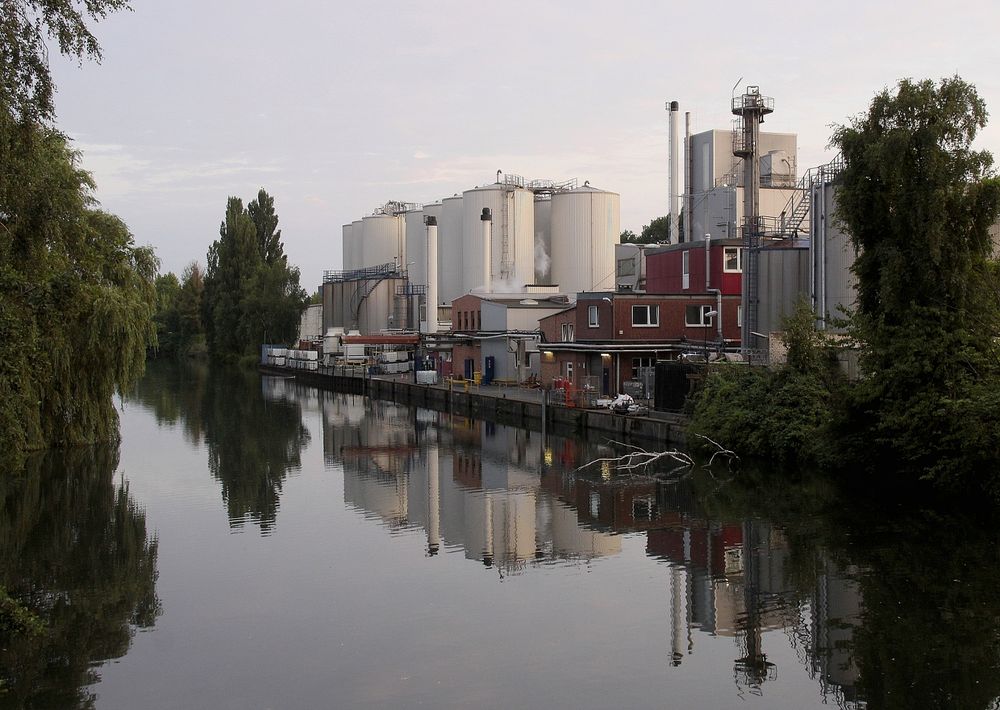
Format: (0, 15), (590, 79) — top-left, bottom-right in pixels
(3, 361), (1000, 709)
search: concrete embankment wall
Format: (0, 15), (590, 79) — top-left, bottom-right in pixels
(260, 367), (686, 446)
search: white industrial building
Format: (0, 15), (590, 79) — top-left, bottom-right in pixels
(331, 174), (619, 335)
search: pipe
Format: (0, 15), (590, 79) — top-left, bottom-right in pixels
(668, 100), (680, 244)
(425, 215), (438, 334)
(684, 111), (692, 244)
(481, 207), (492, 293)
(706, 233), (722, 342)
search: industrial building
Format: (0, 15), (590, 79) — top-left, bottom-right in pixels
(329, 174), (619, 338)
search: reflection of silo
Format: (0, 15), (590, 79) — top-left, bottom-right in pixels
(343, 472), (408, 526)
(534, 196), (553, 284)
(427, 447), (441, 554)
(464, 490), (537, 567)
(361, 213), (404, 268)
(351, 219), (364, 268)
(462, 184), (535, 293)
(549, 499), (621, 558)
(439, 196), (464, 304)
(551, 185), (620, 293)
(404, 208), (426, 286)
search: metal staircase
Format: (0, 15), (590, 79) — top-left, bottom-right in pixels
(776, 156), (845, 238)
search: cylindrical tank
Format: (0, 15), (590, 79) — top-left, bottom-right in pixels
(361, 213), (403, 269)
(439, 195), (464, 305)
(404, 208), (426, 286)
(533, 196), (552, 284)
(426, 216), (439, 334)
(342, 223), (353, 271)
(551, 185), (620, 293)
(462, 184), (535, 293)
(350, 219), (364, 270)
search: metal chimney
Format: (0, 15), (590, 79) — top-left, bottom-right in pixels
(424, 215), (438, 334)
(667, 100), (680, 244)
(481, 207), (492, 293)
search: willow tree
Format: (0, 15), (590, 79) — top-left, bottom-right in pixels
(0, 111), (157, 459)
(832, 77), (1000, 484)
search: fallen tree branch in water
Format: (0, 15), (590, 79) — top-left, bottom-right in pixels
(573, 436), (738, 477)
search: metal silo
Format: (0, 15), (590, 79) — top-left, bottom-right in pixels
(439, 195), (464, 305)
(361, 213), (403, 269)
(550, 184), (620, 293)
(342, 223), (353, 271)
(404, 208), (426, 286)
(533, 196), (552, 284)
(462, 183), (535, 293)
(350, 219), (364, 270)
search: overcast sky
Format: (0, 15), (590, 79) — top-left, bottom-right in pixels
(50, 0), (1000, 289)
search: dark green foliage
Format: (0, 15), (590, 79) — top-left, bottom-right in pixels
(688, 301), (842, 466)
(0, 446), (160, 707)
(202, 191), (306, 361)
(831, 77), (1000, 483)
(151, 264), (205, 357)
(0, 111), (157, 460)
(0, 0), (130, 122)
(621, 214), (684, 244)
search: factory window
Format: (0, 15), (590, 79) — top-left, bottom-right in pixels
(588, 305), (599, 327)
(561, 323), (575, 342)
(632, 304), (659, 327)
(737, 305), (743, 328)
(685, 304), (714, 327)
(724, 247), (742, 273)
(617, 257), (636, 277)
(682, 251), (690, 290)
(565, 362), (574, 381)
(632, 356), (655, 371)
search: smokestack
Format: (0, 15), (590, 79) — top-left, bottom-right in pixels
(685, 110), (692, 244)
(668, 100), (680, 245)
(481, 207), (492, 293)
(425, 215), (438, 334)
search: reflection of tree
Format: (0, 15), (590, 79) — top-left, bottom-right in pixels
(696, 468), (1000, 709)
(201, 367), (309, 532)
(131, 361), (309, 532)
(130, 358), (208, 446)
(0, 446), (160, 709)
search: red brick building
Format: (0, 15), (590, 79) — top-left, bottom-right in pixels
(538, 238), (744, 394)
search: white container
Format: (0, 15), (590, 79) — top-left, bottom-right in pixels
(416, 370), (439, 385)
(439, 195), (464, 304)
(361, 213), (403, 269)
(551, 185), (620, 293)
(462, 184), (535, 293)
(404, 208), (426, 287)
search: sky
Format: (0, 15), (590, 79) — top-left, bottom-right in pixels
(50, 0), (1000, 290)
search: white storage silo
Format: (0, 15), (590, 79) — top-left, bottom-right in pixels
(342, 223), (354, 271)
(533, 196), (553, 284)
(350, 219), (364, 270)
(551, 184), (620, 293)
(404, 208), (426, 286)
(361, 213), (404, 269)
(439, 195), (464, 305)
(462, 184), (535, 294)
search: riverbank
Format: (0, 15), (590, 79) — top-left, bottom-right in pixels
(259, 365), (686, 446)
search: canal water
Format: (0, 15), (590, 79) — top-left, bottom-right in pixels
(2, 360), (999, 709)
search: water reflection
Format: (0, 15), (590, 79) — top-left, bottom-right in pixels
(131, 363), (1000, 709)
(134, 362), (309, 532)
(0, 447), (160, 710)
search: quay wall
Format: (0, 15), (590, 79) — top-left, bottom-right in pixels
(259, 366), (686, 446)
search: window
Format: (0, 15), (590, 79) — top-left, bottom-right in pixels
(617, 257), (636, 277)
(682, 251), (690, 290)
(685, 304), (715, 327)
(724, 246), (742, 273)
(737, 304), (743, 328)
(561, 323), (575, 342)
(565, 362), (574, 381)
(588, 304), (599, 327)
(632, 356), (655, 371)
(632, 304), (659, 327)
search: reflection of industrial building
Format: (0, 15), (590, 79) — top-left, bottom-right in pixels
(310, 388), (864, 703)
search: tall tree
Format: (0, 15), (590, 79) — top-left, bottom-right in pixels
(831, 76), (1000, 483)
(0, 109), (157, 459)
(0, 0), (130, 122)
(203, 193), (306, 361)
(248, 188), (283, 264)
